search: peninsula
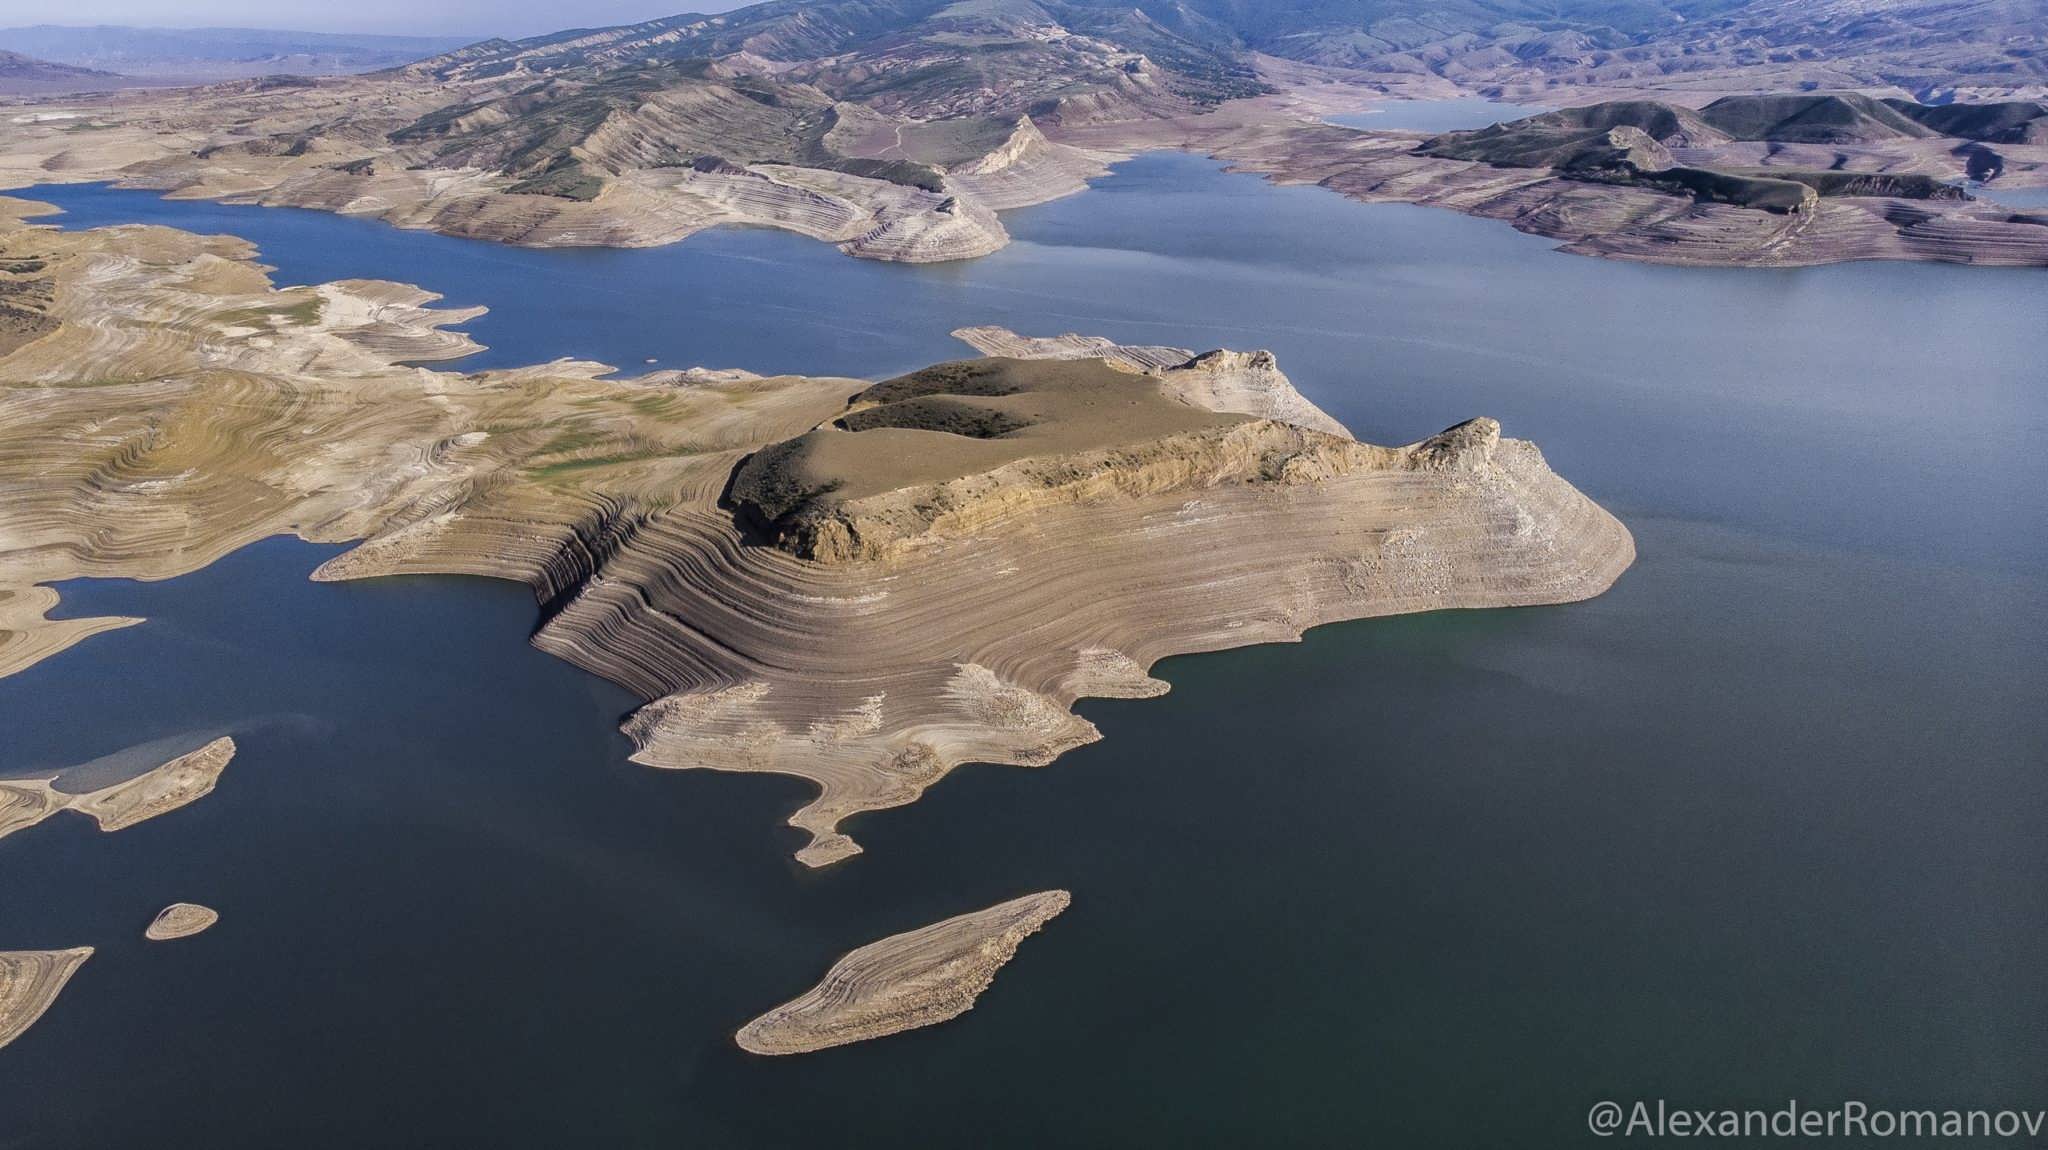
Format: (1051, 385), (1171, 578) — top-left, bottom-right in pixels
(0, 737), (236, 841)
(0, 196), (1632, 867)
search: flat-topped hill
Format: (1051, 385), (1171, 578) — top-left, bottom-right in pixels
(729, 357), (1380, 563)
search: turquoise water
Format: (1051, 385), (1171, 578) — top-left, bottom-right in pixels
(3, 155), (2044, 1147)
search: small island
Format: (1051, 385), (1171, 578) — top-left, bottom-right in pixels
(144, 903), (219, 942)
(737, 891), (1071, 1055)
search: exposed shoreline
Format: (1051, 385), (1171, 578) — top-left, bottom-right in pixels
(4, 78), (2043, 272)
(144, 903), (219, 941)
(1, 737), (236, 841)
(736, 891), (1071, 1055)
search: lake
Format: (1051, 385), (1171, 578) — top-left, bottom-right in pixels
(1326, 97), (1552, 133)
(3, 153), (2044, 1147)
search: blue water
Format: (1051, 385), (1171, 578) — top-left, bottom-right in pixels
(1984, 184), (2048, 209)
(1327, 97), (1552, 134)
(4, 156), (2045, 1147)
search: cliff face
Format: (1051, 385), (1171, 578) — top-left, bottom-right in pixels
(0, 200), (1634, 870)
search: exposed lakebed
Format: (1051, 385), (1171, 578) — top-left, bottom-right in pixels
(3, 152), (2044, 1146)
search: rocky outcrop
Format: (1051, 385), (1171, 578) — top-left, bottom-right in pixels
(839, 191), (1009, 263)
(736, 891), (1070, 1055)
(728, 356), (1380, 564)
(942, 116), (1115, 210)
(950, 326), (1353, 437)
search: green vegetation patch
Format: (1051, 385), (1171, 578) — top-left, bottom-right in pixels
(214, 296), (324, 327)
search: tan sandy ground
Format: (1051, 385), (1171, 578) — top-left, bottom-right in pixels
(736, 890), (1071, 1054)
(144, 903), (219, 941)
(0, 737), (235, 841)
(0, 80), (1109, 265)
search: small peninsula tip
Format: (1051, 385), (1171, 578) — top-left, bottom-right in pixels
(0, 947), (92, 1052)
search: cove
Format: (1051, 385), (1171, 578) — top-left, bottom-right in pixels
(3, 153), (2044, 1147)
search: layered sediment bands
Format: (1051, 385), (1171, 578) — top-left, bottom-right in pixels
(0, 948), (92, 1051)
(950, 325), (1193, 372)
(0, 76), (1039, 264)
(736, 891), (1070, 1055)
(613, 403), (1629, 865)
(0, 737), (236, 841)
(839, 189), (1008, 263)
(2, 203), (1631, 870)
(940, 116), (1115, 211)
(144, 903), (219, 941)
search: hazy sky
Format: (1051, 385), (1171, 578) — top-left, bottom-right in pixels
(0, 0), (747, 38)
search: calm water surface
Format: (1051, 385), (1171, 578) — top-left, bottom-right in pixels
(1327, 96), (1552, 133)
(4, 151), (2044, 1147)
(1983, 184), (2048, 209)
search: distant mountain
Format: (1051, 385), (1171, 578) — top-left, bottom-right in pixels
(0, 47), (113, 80)
(396, 0), (1267, 112)
(1141, 0), (2047, 97)
(0, 25), (478, 79)
(0, 47), (125, 93)
(393, 0), (2046, 108)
